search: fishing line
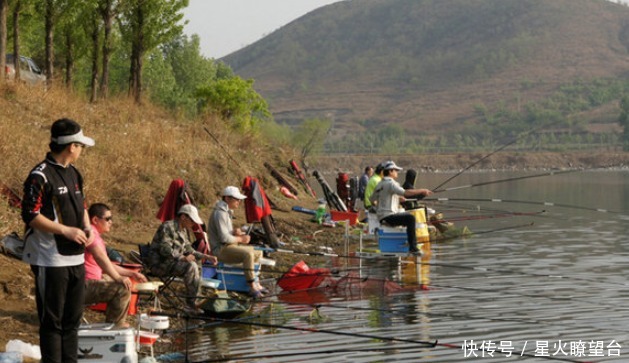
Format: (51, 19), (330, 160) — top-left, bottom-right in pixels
(428, 281), (629, 312)
(431, 128), (541, 192)
(151, 310), (439, 347)
(432, 168), (586, 193)
(425, 261), (629, 289)
(425, 197), (627, 215)
(163, 307), (591, 363)
(192, 345), (430, 363)
(430, 210), (546, 223)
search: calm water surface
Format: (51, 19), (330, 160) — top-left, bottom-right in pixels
(169, 170), (629, 362)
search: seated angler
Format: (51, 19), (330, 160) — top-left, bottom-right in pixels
(148, 204), (217, 313)
(208, 186), (266, 298)
(84, 203), (147, 328)
(369, 161), (432, 254)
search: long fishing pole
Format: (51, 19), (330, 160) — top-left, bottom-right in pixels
(425, 261), (629, 289)
(151, 310), (439, 347)
(203, 127), (245, 170)
(432, 168), (585, 193)
(431, 129), (536, 191)
(160, 307), (591, 363)
(425, 197), (626, 214)
(429, 210), (546, 223)
(196, 345), (427, 363)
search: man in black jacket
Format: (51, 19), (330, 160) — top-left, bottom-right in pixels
(21, 118), (95, 363)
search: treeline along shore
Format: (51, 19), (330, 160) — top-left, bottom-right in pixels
(314, 151), (629, 173)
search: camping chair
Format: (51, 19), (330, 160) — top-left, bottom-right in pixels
(157, 179), (211, 256)
(133, 243), (186, 311)
(242, 176), (282, 249)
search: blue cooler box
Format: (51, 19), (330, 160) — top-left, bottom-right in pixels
(215, 263), (261, 292)
(377, 229), (409, 253)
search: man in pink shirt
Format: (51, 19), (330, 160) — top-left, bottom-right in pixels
(84, 203), (146, 328)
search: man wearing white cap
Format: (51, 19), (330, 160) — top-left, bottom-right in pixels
(369, 161), (432, 254)
(21, 118), (95, 363)
(148, 204), (217, 313)
(208, 186), (266, 298)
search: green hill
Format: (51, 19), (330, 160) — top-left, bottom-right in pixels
(224, 0), (629, 152)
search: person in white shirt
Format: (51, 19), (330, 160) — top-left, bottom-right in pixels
(369, 161), (432, 254)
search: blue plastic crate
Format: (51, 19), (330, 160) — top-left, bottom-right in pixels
(215, 263), (261, 292)
(202, 264), (217, 279)
(377, 230), (409, 253)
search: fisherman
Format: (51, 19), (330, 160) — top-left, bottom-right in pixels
(84, 203), (147, 328)
(370, 161), (432, 254)
(21, 118), (94, 363)
(208, 186), (267, 298)
(148, 204), (217, 314)
(358, 166), (373, 209)
(363, 162), (384, 211)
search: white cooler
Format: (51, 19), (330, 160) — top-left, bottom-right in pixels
(78, 324), (137, 363)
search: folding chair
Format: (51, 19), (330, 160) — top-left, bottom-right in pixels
(133, 243), (186, 311)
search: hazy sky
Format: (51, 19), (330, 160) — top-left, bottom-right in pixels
(182, 0), (344, 59)
(183, 0), (626, 59)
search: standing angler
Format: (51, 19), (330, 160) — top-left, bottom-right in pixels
(21, 118), (95, 363)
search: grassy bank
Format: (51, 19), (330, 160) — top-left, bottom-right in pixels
(0, 84), (298, 246)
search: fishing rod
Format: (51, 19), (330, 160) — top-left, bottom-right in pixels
(151, 310), (439, 347)
(264, 293), (629, 339)
(432, 168), (585, 193)
(429, 209), (546, 223)
(203, 127), (244, 170)
(160, 306), (591, 363)
(431, 128), (538, 192)
(196, 345), (427, 363)
(425, 197), (626, 215)
(421, 258), (629, 289)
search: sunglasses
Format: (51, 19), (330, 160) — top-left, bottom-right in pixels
(100, 216), (113, 222)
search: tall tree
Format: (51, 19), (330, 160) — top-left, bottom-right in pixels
(120, 0), (187, 103)
(0, 0), (7, 83)
(88, 7), (100, 102)
(619, 95), (629, 151)
(11, 0), (21, 82)
(97, 0), (119, 99)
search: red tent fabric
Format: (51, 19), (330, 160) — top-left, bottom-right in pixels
(155, 179), (209, 255)
(242, 176), (272, 223)
(156, 179), (190, 222)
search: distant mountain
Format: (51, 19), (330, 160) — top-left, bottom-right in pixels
(223, 0), (629, 149)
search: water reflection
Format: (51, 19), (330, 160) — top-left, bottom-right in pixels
(165, 171), (629, 362)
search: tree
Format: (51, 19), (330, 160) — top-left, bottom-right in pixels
(40, 0), (71, 87)
(97, 0), (119, 99)
(619, 95), (629, 151)
(290, 118), (332, 165)
(195, 76), (271, 132)
(10, 0), (22, 82)
(144, 34), (217, 114)
(119, 0), (188, 103)
(0, 0), (7, 83)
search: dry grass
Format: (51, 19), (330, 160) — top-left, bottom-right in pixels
(0, 83), (298, 248)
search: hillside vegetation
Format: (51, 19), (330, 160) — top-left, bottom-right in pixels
(224, 0), (629, 153)
(0, 84), (297, 244)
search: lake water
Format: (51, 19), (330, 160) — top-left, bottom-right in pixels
(165, 170), (629, 362)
